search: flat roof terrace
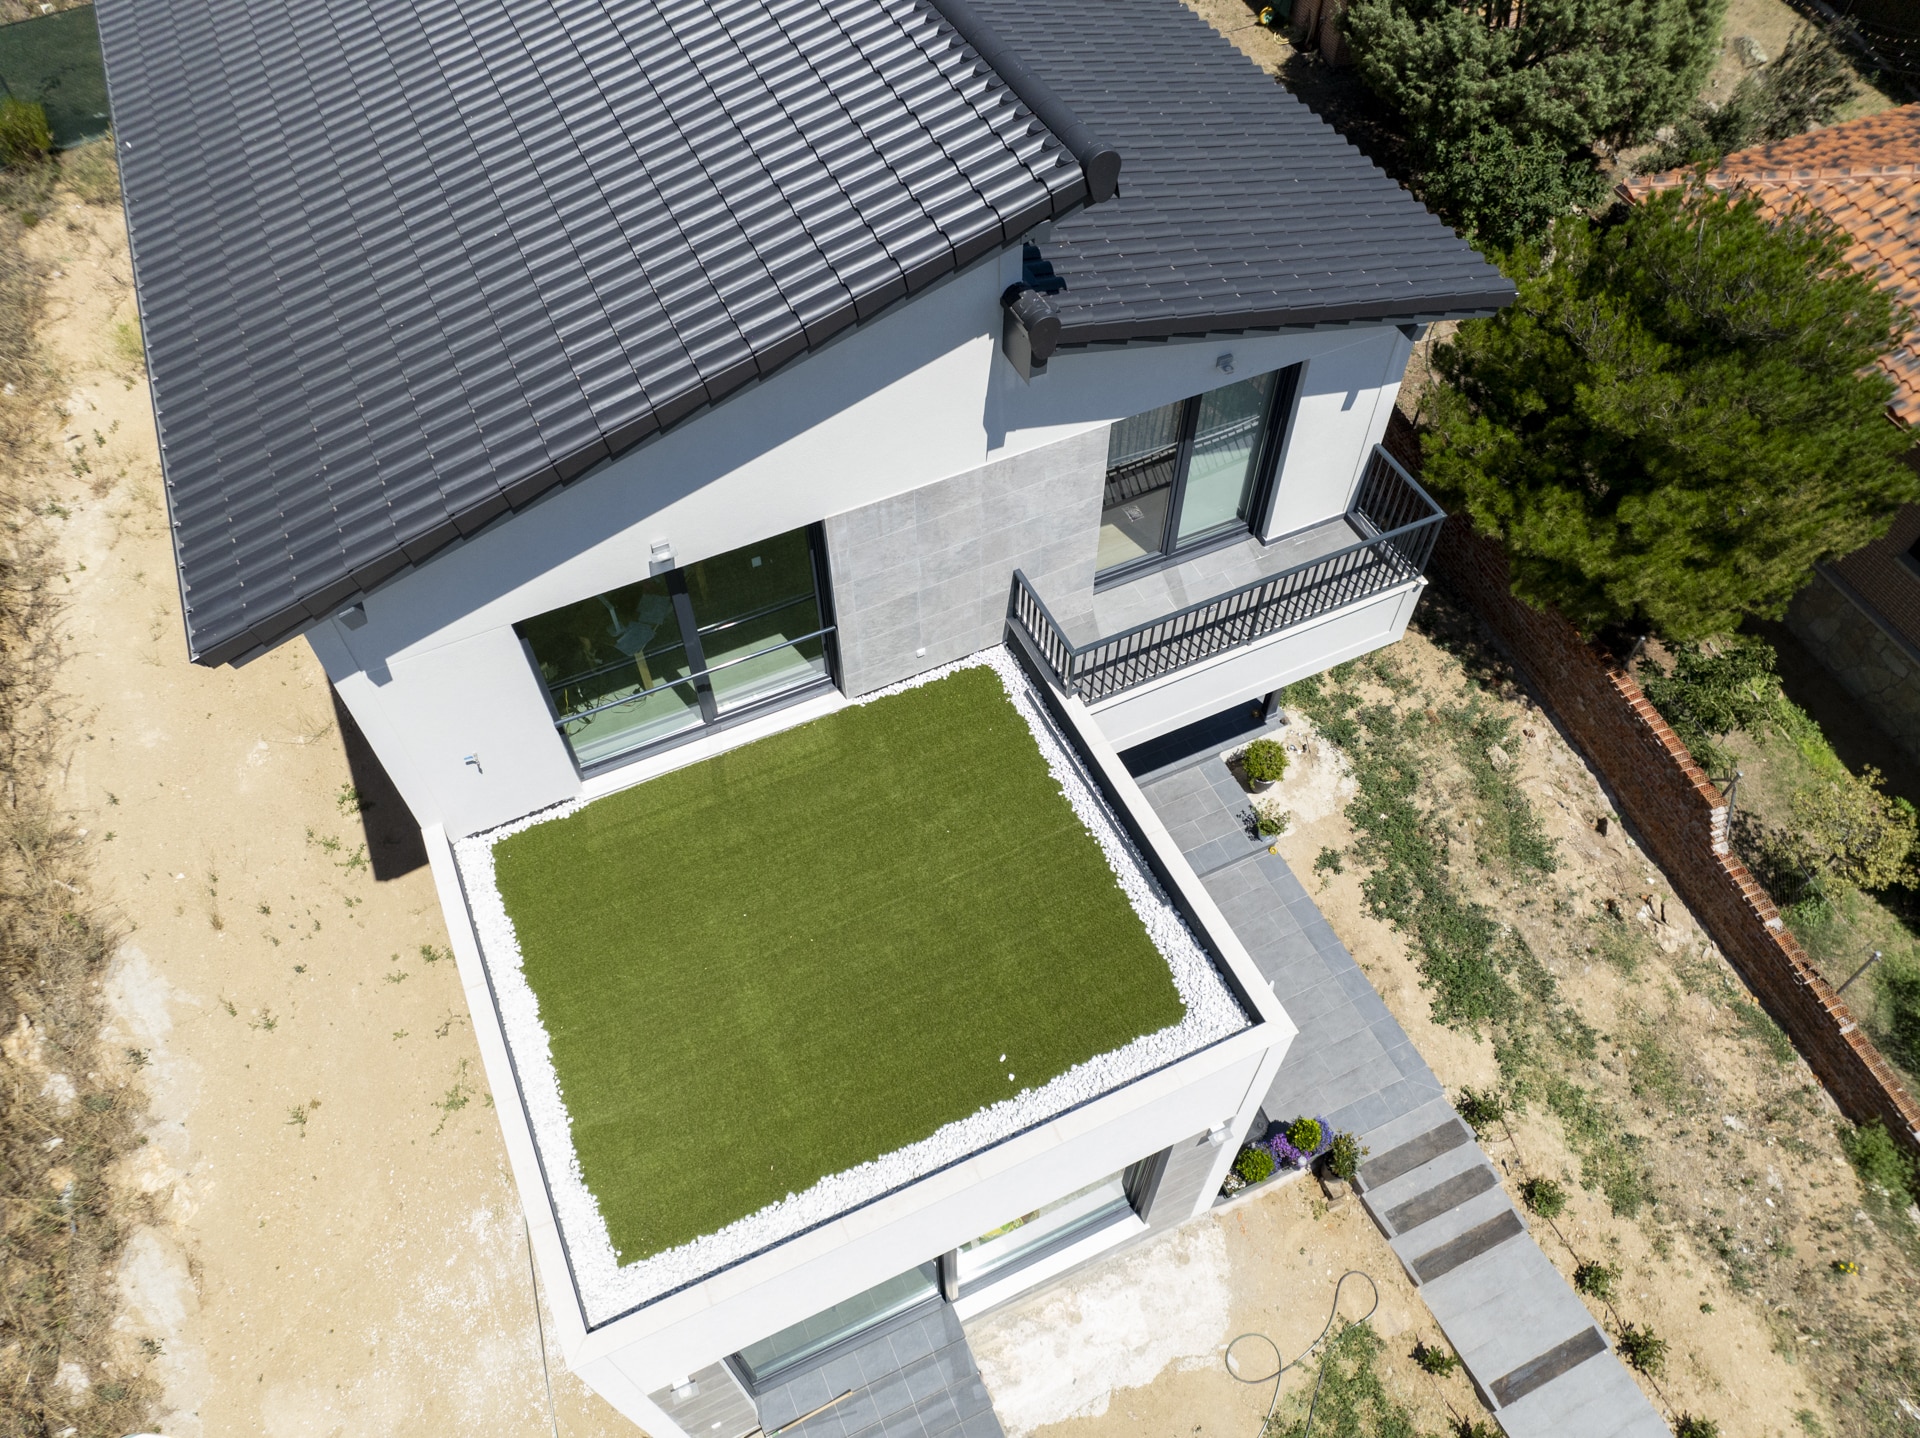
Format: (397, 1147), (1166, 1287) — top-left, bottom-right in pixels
(454, 651), (1249, 1320)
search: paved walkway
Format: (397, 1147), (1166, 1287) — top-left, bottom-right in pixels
(1129, 726), (1668, 1438)
(757, 1303), (1003, 1438)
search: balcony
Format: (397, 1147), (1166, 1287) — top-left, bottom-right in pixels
(1009, 445), (1443, 721)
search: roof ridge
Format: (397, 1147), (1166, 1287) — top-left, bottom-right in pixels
(1744, 163), (1920, 179)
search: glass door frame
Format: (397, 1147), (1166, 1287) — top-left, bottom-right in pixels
(524, 524), (840, 777)
(1095, 364), (1301, 591)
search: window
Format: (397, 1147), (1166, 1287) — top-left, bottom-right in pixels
(733, 1261), (939, 1388)
(1097, 367), (1299, 579)
(952, 1170), (1136, 1289)
(517, 526), (834, 769)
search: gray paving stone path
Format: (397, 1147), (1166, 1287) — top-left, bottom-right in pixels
(1132, 736), (1670, 1438)
(754, 1303), (1002, 1438)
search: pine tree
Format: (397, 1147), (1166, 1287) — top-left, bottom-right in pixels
(1343, 0), (1725, 246)
(1422, 183), (1917, 641)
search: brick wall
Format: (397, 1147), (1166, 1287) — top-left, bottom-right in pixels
(1394, 421), (1920, 1161)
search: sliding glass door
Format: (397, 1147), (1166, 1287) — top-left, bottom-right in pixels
(1096, 366), (1299, 579)
(518, 526), (834, 769)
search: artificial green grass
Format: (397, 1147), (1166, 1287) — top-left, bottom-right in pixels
(492, 666), (1186, 1263)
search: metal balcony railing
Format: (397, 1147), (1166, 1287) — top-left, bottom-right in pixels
(1009, 444), (1445, 704)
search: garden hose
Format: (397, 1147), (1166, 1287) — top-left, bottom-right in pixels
(1223, 1269), (1380, 1438)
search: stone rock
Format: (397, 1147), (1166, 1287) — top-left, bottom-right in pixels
(1734, 34), (1768, 67)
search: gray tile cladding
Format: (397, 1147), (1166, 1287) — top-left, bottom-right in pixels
(825, 428), (1105, 695)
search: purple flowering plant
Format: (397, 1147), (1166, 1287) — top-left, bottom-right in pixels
(1265, 1114), (1333, 1168)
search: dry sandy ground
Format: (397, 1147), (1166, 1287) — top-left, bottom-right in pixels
(22, 197), (631, 1435)
(969, 1174), (1486, 1438)
(1262, 610), (1917, 1438)
(998, 605), (1914, 1438)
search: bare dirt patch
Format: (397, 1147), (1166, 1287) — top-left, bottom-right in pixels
(972, 1176), (1488, 1438)
(13, 176), (633, 1435)
(1262, 592), (1920, 1438)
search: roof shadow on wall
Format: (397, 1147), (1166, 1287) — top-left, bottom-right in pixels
(329, 686), (428, 881)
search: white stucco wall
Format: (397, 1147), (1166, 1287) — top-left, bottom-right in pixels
(307, 243), (1415, 838)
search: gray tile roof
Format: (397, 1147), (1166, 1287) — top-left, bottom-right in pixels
(100, 0), (1091, 664)
(102, 0), (1509, 667)
(974, 0), (1515, 344)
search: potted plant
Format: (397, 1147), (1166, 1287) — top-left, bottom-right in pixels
(1242, 737), (1288, 792)
(1319, 1130), (1366, 1202)
(1221, 1143), (1277, 1197)
(1267, 1114), (1331, 1169)
(1256, 808), (1290, 838)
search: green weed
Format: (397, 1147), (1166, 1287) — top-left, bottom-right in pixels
(1265, 1322), (1418, 1438)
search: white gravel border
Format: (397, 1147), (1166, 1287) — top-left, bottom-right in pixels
(453, 646), (1247, 1324)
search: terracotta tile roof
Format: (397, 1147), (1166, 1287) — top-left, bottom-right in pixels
(1624, 106), (1920, 425)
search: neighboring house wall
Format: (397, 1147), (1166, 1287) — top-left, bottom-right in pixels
(1788, 562), (1920, 764)
(309, 273), (1415, 839)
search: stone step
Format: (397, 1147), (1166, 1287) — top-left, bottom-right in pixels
(1359, 1132), (1488, 1220)
(1386, 1182), (1519, 1274)
(1490, 1326), (1607, 1407)
(1356, 1116), (1472, 1193)
(1351, 1094), (1459, 1157)
(1491, 1339), (1666, 1438)
(1408, 1207), (1527, 1286)
(1382, 1162), (1498, 1237)
(1420, 1239), (1600, 1383)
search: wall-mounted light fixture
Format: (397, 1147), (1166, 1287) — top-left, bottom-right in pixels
(1216, 352), (1235, 374)
(649, 539), (676, 575)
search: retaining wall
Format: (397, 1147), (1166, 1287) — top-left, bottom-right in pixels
(1389, 419), (1920, 1161)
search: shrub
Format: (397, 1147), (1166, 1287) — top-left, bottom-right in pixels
(1234, 1144), (1277, 1186)
(1453, 1423), (1498, 1438)
(1243, 738), (1289, 784)
(1455, 1086), (1505, 1136)
(0, 98), (53, 170)
(1326, 1131), (1367, 1182)
(1639, 638), (1782, 776)
(1615, 1323), (1667, 1374)
(1341, 0), (1720, 248)
(1640, 24), (1856, 171)
(1521, 1176), (1568, 1218)
(1314, 846), (1344, 876)
(1256, 808), (1291, 837)
(1787, 768), (1917, 892)
(1885, 955), (1920, 1072)
(1572, 1260), (1617, 1299)
(1413, 1340), (1458, 1376)
(1840, 1119), (1917, 1205)
(1286, 1116), (1324, 1154)
(1674, 1417), (1722, 1438)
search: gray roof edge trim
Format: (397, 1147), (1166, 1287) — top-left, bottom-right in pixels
(1053, 288), (1518, 347)
(186, 237), (1051, 668)
(919, 0), (1123, 203)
